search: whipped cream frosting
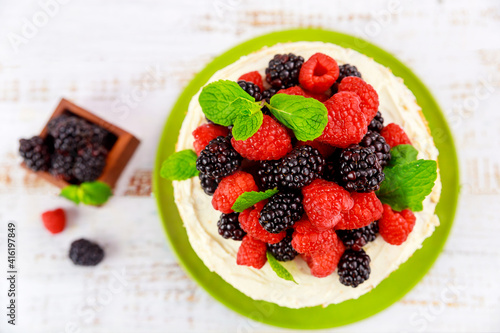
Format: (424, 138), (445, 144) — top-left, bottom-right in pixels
(173, 42), (441, 308)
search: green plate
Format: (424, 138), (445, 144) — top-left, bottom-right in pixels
(153, 29), (459, 329)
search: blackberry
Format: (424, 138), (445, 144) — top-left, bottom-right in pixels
(368, 111), (384, 132)
(258, 145), (325, 190)
(196, 136), (242, 180)
(338, 249), (371, 287)
(267, 230), (298, 262)
(72, 144), (108, 183)
(337, 221), (379, 251)
(336, 145), (384, 192)
(19, 136), (50, 171)
(199, 172), (220, 196)
(69, 239), (105, 266)
(265, 53), (304, 89)
(259, 192), (304, 233)
(359, 131), (391, 167)
(332, 64), (363, 93)
(49, 152), (75, 182)
(238, 80), (263, 102)
(48, 115), (94, 153)
(262, 87), (280, 103)
(217, 212), (246, 241)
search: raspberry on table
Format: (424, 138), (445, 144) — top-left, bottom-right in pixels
(336, 192), (383, 230)
(41, 208), (66, 234)
(239, 201), (287, 244)
(218, 212), (246, 241)
(338, 249), (371, 287)
(317, 91), (369, 148)
(368, 111), (384, 132)
(265, 53), (304, 89)
(359, 130), (391, 167)
(331, 64), (363, 94)
(72, 144), (108, 183)
(19, 136), (51, 171)
(196, 136), (242, 180)
(380, 123), (412, 148)
(259, 192), (304, 234)
(238, 80), (263, 102)
(299, 53), (339, 93)
(231, 114), (292, 161)
(238, 71), (264, 91)
(291, 217), (339, 254)
(69, 239), (105, 266)
(301, 179), (354, 231)
(277, 86), (329, 102)
(237, 235), (267, 269)
(212, 171), (258, 214)
(339, 76), (379, 121)
(336, 221), (379, 251)
(192, 124), (230, 155)
(302, 239), (345, 278)
(199, 172), (220, 196)
(267, 230), (298, 262)
(378, 204), (416, 245)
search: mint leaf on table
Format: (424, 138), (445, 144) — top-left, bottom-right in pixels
(60, 185), (80, 204)
(60, 181), (113, 206)
(267, 94), (328, 141)
(232, 189), (278, 213)
(387, 144), (418, 167)
(160, 149), (199, 181)
(232, 108), (263, 141)
(266, 252), (298, 284)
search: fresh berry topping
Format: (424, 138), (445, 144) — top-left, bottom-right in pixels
(291, 217), (339, 254)
(299, 53), (339, 93)
(199, 172), (220, 195)
(212, 171), (258, 214)
(337, 221), (379, 251)
(265, 53), (304, 89)
(359, 130), (391, 167)
(336, 192), (383, 230)
(368, 111), (384, 132)
(218, 212), (246, 241)
(338, 249), (371, 287)
(277, 86), (329, 102)
(238, 71), (264, 91)
(262, 87), (280, 103)
(296, 140), (335, 158)
(196, 136), (242, 180)
(378, 204), (416, 245)
(237, 235), (267, 269)
(339, 76), (379, 121)
(69, 239), (105, 266)
(317, 91), (368, 148)
(238, 80), (263, 102)
(48, 115), (94, 153)
(192, 124), (230, 155)
(49, 152), (75, 182)
(335, 144), (385, 192)
(72, 144), (108, 183)
(239, 201), (286, 244)
(337, 64), (362, 83)
(41, 208), (66, 234)
(380, 123), (412, 148)
(301, 179), (354, 230)
(257, 145), (325, 190)
(302, 239), (345, 278)
(19, 136), (51, 171)
(259, 192), (304, 234)
(267, 230), (298, 262)
(231, 114), (292, 161)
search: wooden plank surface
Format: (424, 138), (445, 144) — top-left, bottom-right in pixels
(0, 0), (499, 331)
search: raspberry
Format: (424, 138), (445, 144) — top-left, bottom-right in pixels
(19, 136), (51, 171)
(41, 208), (66, 234)
(218, 212), (246, 241)
(69, 239), (105, 266)
(317, 92), (368, 148)
(302, 239), (345, 278)
(296, 140), (335, 158)
(359, 130), (391, 167)
(380, 123), (412, 148)
(239, 201), (286, 244)
(196, 136), (242, 180)
(291, 217), (339, 254)
(199, 172), (220, 196)
(299, 53), (339, 93)
(368, 111), (384, 132)
(331, 64), (363, 94)
(378, 204), (416, 245)
(336, 192), (383, 230)
(301, 179), (354, 231)
(259, 192), (304, 233)
(72, 144), (108, 183)
(338, 77), (379, 121)
(237, 235), (267, 269)
(238, 71), (264, 91)
(277, 86), (329, 102)
(337, 221), (379, 251)
(231, 114), (292, 161)
(338, 249), (371, 287)
(265, 53), (304, 89)
(212, 171), (258, 214)
(238, 80), (263, 102)
(192, 124), (230, 155)
(267, 230), (298, 261)
(49, 152), (75, 182)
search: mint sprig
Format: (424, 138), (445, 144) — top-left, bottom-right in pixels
(266, 252), (298, 284)
(60, 181), (113, 206)
(231, 189), (278, 213)
(160, 149), (199, 181)
(387, 144), (418, 167)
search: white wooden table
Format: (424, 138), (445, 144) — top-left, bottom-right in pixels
(0, 0), (499, 332)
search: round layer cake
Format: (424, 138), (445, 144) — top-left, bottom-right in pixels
(173, 42), (441, 308)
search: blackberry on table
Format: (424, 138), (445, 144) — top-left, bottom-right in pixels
(238, 80), (263, 101)
(338, 249), (371, 287)
(69, 239), (105, 266)
(196, 136), (242, 180)
(199, 172), (220, 196)
(217, 212), (246, 241)
(50, 152), (75, 182)
(259, 192), (304, 234)
(265, 53), (304, 89)
(359, 130), (391, 167)
(72, 144), (108, 183)
(337, 221), (379, 251)
(267, 230), (298, 262)
(19, 136), (50, 171)
(368, 111), (384, 132)
(48, 115), (94, 153)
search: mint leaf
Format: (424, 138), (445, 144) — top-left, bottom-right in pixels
(388, 144), (418, 167)
(60, 185), (80, 204)
(199, 80), (257, 126)
(232, 189), (278, 213)
(266, 252), (298, 284)
(377, 160), (438, 211)
(78, 181), (113, 206)
(268, 94), (328, 141)
(232, 109), (263, 140)
(161, 150), (199, 181)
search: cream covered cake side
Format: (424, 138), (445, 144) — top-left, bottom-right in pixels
(173, 42), (441, 308)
